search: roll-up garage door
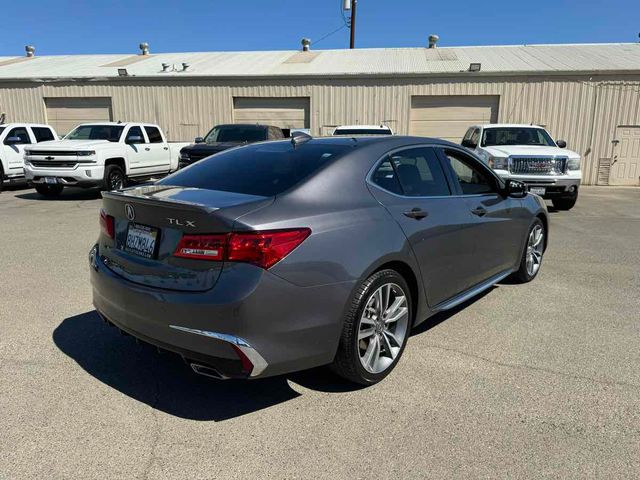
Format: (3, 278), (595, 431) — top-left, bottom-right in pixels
(233, 97), (310, 130)
(45, 97), (113, 136)
(409, 95), (499, 142)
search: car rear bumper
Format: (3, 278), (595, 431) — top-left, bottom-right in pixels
(89, 244), (353, 379)
(25, 163), (104, 187)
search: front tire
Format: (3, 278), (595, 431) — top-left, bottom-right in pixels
(103, 164), (126, 191)
(331, 269), (412, 385)
(511, 218), (545, 283)
(552, 195), (577, 211)
(35, 184), (64, 197)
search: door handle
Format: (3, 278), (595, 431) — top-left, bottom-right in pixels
(163, 147), (168, 150)
(471, 206), (487, 217)
(144, 147), (151, 151)
(403, 208), (428, 220)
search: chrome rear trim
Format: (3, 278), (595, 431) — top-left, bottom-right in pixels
(433, 269), (513, 312)
(169, 325), (268, 377)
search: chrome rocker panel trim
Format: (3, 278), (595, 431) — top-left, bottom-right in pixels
(169, 325), (269, 377)
(432, 269), (513, 312)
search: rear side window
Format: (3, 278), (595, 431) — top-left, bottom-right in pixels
(371, 159), (402, 195)
(144, 126), (163, 143)
(160, 141), (351, 197)
(388, 147), (450, 196)
(32, 127), (55, 142)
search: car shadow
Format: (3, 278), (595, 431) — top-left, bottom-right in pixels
(16, 188), (103, 201)
(53, 311), (363, 421)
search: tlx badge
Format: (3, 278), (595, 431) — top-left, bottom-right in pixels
(167, 218), (196, 227)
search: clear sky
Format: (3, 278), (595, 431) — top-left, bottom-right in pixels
(1, 0), (638, 56)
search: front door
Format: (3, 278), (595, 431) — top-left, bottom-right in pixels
(2, 126), (33, 177)
(368, 146), (480, 307)
(610, 126), (640, 186)
(124, 126), (153, 176)
(438, 147), (528, 286)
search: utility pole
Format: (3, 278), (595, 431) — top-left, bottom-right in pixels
(349, 0), (357, 49)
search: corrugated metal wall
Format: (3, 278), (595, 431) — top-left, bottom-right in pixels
(1, 73), (639, 184)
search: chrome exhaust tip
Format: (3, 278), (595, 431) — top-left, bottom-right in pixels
(190, 363), (227, 380)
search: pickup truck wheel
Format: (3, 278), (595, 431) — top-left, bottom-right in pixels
(331, 269), (412, 385)
(35, 184), (64, 197)
(103, 165), (126, 191)
(511, 218), (545, 283)
(551, 196), (577, 211)
(0, 164), (4, 193)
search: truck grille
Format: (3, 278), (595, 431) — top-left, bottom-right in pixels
(509, 157), (567, 175)
(28, 150), (78, 157)
(30, 160), (77, 168)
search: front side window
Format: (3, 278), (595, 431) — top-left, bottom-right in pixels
(144, 126), (163, 143)
(442, 149), (496, 195)
(389, 147), (450, 197)
(5, 127), (31, 144)
(32, 127), (55, 143)
(126, 126), (145, 143)
(65, 125), (124, 142)
(482, 127), (555, 147)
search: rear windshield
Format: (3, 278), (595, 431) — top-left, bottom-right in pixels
(159, 141), (351, 197)
(204, 125), (267, 143)
(334, 128), (392, 136)
(64, 125), (124, 142)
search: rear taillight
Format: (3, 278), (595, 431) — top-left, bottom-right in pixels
(227, 229), (311, 269)
(173, 228), (311, 269)
(174, 234), (226, 260)
(99, 209), (115, 239)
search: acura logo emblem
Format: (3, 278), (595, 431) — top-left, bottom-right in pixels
(125, 204), (135, 221)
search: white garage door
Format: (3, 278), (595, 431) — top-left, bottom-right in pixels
(409, 95), (499, 142)
(45, 97), (113, 136)
(233, 97), (310, 130)
(610, 126), (640, 186)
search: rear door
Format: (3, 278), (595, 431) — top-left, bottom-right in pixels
(143, 125), (171, 173)
(437, 147), (526, 285)
(368, 145), (479, 307)
(2, 126), (33, 176)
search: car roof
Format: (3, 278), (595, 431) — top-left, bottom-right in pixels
(334, 125), (392, 130)
(0, 123), (53, 128)
(474, 124), (547, 129)
(273, 135), (460, 149)
(214, 124), (273, 129)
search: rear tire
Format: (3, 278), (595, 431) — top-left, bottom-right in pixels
(331, 269), (412, 385)
(552, 195), (577, 210)
(511, 218), (545, 284)
(103, 164), (126, 191)
(35, 184), (64, 197)
(0, 164), (4, 193)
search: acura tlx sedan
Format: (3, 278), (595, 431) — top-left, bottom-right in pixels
(90, 135), (548, 385)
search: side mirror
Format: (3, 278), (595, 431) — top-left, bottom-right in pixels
(461, 139), (477, 149)
(126, 135), (143, 144)
(556, 139), (567, 148)
(5, 136), (23, 145)
(194, 136), (204, 144)
(505, 179), (527, 198)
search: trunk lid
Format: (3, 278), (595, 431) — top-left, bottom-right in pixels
(99, 185), (273, 291)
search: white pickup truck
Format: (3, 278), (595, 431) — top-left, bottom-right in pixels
(24, 122), (188, 196)
(462, 124), (581, 210)
(0, 123), (58, 192)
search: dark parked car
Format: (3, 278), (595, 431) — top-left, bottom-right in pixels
(178, 124), (284, 169)
(91, 136), (548, 385)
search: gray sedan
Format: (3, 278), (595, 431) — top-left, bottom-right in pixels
(90, 135), (548, 385)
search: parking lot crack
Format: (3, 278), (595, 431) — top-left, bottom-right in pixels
(423, 343), (640, 390)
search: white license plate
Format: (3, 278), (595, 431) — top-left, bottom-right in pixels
(44, 177), (58, 184)
(529, 187), (546, 195)
(125, 223), (159, 259)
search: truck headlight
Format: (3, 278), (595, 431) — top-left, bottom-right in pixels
(488, 156), (509, 170)
(180, 152), (190, 161)
(77, 150), (96, 156)
(567, 158), (581, 170)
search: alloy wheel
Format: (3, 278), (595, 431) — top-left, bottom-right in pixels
(358, 282), (409, 374)
(109, 171), (124, 190)
(526, 224), (544, 276)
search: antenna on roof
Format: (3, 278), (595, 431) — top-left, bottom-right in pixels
(291, 130), (312, 147)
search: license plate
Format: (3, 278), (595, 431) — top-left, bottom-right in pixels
(45, 177), (58, 184)
(125, 223), (160, 259)
(529, 187), (546, 195)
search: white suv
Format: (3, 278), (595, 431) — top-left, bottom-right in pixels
(462, 124), (581, 210)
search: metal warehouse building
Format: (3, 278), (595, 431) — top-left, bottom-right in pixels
(0, 42), (639, 185)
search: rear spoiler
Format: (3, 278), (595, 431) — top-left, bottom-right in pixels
(102, 188), (220, 214)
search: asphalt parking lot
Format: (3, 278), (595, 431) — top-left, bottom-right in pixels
(1, 185), (639, 479)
